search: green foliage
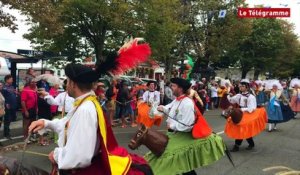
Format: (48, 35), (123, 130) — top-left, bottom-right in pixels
(1, 0), (299, 79)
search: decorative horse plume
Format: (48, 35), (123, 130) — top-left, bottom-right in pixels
(96, 37), (151, 76)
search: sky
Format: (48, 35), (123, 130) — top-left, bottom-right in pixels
(0, 0), (299, 53)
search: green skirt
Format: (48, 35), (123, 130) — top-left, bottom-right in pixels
(144, 132), (226, 175)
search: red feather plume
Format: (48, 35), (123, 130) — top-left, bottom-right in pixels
(111, 39), (151, 75)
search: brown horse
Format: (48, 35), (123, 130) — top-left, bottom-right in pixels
(128, 124), (168, 157)
(225, 108), (243, 124)
(0, 156), (49, 175)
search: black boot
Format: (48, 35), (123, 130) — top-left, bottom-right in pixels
(230, 145), (239, 152)
(183, 170), (197, 175)
(246, 145), (254, 150)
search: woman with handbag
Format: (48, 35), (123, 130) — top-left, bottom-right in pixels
(145, 78), (226, 175)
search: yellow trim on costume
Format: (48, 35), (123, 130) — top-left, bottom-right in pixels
(84, 96), (132, 175)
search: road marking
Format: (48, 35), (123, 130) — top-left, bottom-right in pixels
(216, 131), (224, 135)
(18, 150), (48, 157)
(263, 166), (300, 175)
(0, 135), (24, 142)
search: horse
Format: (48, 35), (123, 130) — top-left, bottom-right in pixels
(128, 124), (168, 157)
(0, 156), (49, 175)
(225, 107), (243, 124)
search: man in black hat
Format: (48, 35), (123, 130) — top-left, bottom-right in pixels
(142, 81), (160, 106)
(157, 78), (197, 175)
(28, 64), (133, 174)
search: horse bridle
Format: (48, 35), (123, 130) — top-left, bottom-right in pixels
(131, 126), (148, 145)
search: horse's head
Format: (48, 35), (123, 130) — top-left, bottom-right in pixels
(225, 108), (243, 124)
(128, 124), (147, 150)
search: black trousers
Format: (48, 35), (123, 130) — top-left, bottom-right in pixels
(3, 108), (12, 137)
(235, 137), (255, 147)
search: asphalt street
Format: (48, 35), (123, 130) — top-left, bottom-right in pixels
(1, 109), (300, 175)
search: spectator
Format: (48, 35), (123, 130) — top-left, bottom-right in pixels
(24, 68), (36, 86)
(106, 80), (118, 126)
(164, 82), (174, 105)
(116, 81), (136, 128)
(37, 88), (51, 146)
(0, 82), (5, 145)
(21, 78), (38, 141)
(210, 83), (218, 109)
(49, 83), (60, 117)
(2, 75), (18, 140)
(159, 76), (165, 104)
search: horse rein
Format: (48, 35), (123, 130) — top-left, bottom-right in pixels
(130, 126), (148, 145)
(159, 110), (195, 128)
(17, 132), (32, 175)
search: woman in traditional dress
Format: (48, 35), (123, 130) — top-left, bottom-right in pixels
(219, 80), (232, 116)
(266, 80), (294, 132)
(289, 78), (300, 116)
(255, 80), (267, 107)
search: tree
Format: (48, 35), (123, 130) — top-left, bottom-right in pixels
(178, 0), (250, 79)
(142, 0), (187, 80)
(1, 0), (142, 65)
(273, 20), (300, 78)
(0, 2), (17, 32)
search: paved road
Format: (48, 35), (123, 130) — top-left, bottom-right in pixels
(1, 109), (300, 175)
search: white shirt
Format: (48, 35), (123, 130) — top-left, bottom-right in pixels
(43, 91), (99, 169)
(162, 97), (195, 132)
(142, 90), (160, 104)
(164, 86), (175, 100)
(210, 86), (218, 98)
(159, 81), (165, 95)
(45, 92), (75, 113)
(227, 93), (257, 113)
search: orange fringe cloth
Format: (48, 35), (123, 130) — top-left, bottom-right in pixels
(136, 102), (163, 128)
(225, 107), (268, 139)
(290, 96), (300, 112)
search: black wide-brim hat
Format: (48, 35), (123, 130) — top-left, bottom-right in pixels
(170, 78), (191, 92)
(65, 63), (99, 83)
(147, 80), (157, 87)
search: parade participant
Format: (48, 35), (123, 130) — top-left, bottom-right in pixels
(281, 81), (291, 103)
(136, 81), (162, 128)
(188, 86), (204, 114)
(28, 38), (153, 175)
(219, 80), (232, 116)
(254, 80), (267, 107)
(226, 79), (267, 152)
(145, 78), (226, 175)
(266, 80), (294, 132)
(289, 78), (300, 115)
(142, 81), (160, 106)
(44, 79), (75, 115)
